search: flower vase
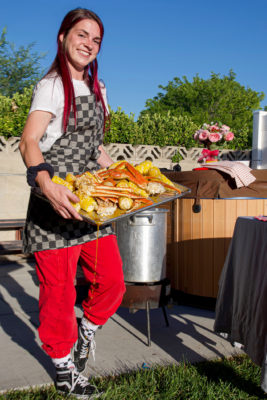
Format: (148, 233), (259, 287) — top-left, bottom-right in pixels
(198, 147), (219, 164)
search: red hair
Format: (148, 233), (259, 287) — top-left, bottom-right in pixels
(46, 8), (107, 132)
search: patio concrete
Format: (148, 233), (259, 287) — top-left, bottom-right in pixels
(0, 255), (241, 393)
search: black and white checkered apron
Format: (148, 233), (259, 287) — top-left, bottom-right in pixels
(23, 94), (113, 254)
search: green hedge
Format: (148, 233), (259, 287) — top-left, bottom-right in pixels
(0, 86), (32, 138)
(104, 108), (199, 148)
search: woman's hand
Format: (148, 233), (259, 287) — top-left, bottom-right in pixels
(39, 176), (83, 221)
(97, 145), (114, 168)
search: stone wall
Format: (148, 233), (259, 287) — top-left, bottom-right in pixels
(0, 137), (251, 240)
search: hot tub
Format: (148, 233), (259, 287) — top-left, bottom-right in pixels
(164, 169), (267, 298)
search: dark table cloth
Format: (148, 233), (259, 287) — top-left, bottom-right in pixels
(214, 217), (267, 393)
(165, 169), (267, 200)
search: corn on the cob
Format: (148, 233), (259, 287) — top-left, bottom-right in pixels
(52, 176), (74, 191)
(116, 180), (148, 198)
(116, 179), (129, 188)
(70, 201), (81, 212)
(128, 181), (149, 198)
(147, 166), (175, 187)
(135, 160), (153, 174)
(79, 196), (97, 212)
(84, 171), (98, 182)
(65, 173), (76, 184)
(157, 173), (175, 187)
(147, 166), (161, 177)
(118, 197), (133, 210)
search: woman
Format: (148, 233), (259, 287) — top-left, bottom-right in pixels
(19, 8), (125, 399)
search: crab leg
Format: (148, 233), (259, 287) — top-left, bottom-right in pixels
(97, 161), (148, 189)
(108, 160), (126, 170)
(91, 191), (150, 199)
(134, 198), (154, 205)
(115, 161), (148, 189)
(102, 178), (117, 186)
(127, 198), (154, 212)
(93, 184), (133, 192)
(101, 169), (148, 189)
(98, 196), (118, 203)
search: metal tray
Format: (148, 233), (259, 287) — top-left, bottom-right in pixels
(79, 183), (190, 226)
(33, 183), (191, 226)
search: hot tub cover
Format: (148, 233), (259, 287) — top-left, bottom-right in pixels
(164, 169), (267, 201)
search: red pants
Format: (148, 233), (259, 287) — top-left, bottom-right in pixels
(35, 234), (125, 358)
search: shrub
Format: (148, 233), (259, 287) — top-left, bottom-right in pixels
(105, 108), (199, 148)
(137, 111), (199, 147)
(104, 107), (141, 144)
(0, 86), (32, 138)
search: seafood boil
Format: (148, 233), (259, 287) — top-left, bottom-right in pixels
(52, 160), (182, 220)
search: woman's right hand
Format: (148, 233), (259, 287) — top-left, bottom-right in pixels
(38, 172), (83, 220)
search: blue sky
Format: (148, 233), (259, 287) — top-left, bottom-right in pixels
(1, 0), (267, 118)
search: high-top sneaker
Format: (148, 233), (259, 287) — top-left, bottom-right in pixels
(74, 324), (96, 373)
(56, 365), (101, 399)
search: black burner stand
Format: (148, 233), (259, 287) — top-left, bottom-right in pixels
(120, 278), (171, 346)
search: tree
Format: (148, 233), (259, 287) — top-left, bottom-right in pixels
(0, 28), (46, 97)
(141, 70), (265, 147)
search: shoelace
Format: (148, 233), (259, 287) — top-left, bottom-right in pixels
(90, 338), (96, 361)
(81, 328), (96, 361)
(72, 368), (90, 389)
(72, 368), (100, 396)
(80, 337), (96, 361)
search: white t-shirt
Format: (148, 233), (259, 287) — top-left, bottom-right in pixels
(29, 75), (108, 152)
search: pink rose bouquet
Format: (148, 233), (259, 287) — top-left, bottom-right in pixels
(194, 122), (235, 163)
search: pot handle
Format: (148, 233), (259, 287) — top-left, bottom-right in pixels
(129, 214), (154, 225)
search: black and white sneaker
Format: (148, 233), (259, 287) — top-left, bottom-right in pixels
(74, 325), (96, 373)
(56, 365), (102, 399)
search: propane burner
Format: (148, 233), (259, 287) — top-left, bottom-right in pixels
(121, 278), (171, 346)
(116, 208), (171, 346)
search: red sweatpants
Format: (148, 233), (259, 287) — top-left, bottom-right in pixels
(35, 234), (125, 358)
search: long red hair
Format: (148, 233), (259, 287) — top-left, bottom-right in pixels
(46, 8), (107, 132)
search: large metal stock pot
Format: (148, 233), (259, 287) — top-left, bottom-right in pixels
(116, 208), (168, 283)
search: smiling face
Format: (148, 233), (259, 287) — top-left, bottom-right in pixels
(60, 19), (101, 80)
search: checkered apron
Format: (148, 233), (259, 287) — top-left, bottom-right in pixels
(23, 94), (113, 253)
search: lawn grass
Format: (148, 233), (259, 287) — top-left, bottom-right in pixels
(1, 355), (266, 399)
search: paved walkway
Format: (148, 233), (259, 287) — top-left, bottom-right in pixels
(0, 255), (241, 393)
